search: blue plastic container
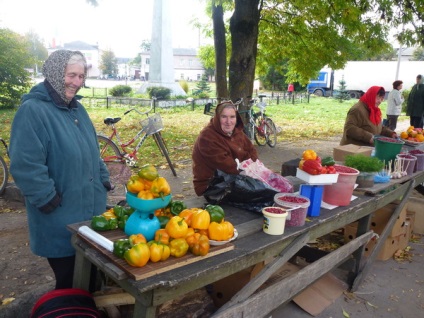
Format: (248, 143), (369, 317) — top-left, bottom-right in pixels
(300, 185), (323, 217)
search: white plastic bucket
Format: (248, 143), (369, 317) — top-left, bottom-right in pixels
(262, 207), (288, 235)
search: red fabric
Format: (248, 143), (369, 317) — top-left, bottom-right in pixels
(359, 86), (383, 125)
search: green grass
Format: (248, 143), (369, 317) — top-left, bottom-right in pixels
(0, 97), (408, 169)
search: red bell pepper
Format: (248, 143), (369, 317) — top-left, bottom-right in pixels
(302, 159), (323, 175)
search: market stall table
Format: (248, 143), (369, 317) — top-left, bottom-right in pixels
(69, 170), (424, 318)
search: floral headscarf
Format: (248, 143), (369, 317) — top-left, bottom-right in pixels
(42, 50), (87, 104)
(359, 86), (384, 126)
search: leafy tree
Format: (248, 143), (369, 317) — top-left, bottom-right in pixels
(0, 28), (34, 108)
(24, 31), (48, 73)
(99, 49), (118, 77)
(411, 47), (424, 61)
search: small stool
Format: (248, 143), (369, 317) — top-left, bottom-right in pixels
(299, 184), (323, 217)
(281, 158), (301, 177)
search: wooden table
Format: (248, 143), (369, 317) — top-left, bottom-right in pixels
(69, 170), (424, 318)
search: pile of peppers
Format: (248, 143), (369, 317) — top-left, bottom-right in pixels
(107, 203), (235, 268)
(91, 205), (134, 231)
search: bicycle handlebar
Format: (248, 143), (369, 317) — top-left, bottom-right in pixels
(123, 97), (156, 116)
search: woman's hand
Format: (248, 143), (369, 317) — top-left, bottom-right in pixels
(391, 132), (398, 139)
(369, 136), (374, 145)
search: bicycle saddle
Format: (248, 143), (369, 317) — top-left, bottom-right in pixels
(104, 117), (121, 125)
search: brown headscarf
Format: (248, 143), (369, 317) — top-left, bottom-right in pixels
(359, 86), (384, 126)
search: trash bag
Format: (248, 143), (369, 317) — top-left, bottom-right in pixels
(203, 170), (278, 213)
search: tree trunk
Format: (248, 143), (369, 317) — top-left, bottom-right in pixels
(229, 0), (261, 111)
(212, 4), (228, 101)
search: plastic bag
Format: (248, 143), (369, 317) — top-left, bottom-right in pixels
(203, 169), (278, 213)
(238, 159), (293, 193)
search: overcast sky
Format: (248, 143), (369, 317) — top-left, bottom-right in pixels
(0, 0), (209, 57)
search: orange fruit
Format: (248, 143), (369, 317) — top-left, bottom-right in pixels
(416, 134), (424, 142)
(400, 131), (408, 139)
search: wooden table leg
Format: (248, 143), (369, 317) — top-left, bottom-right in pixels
(72, 235), (92, 290)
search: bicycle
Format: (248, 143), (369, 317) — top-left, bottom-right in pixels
(204, 97), (277, 147)
(97, 98), (177, 183)
(0, 138), (10, 195)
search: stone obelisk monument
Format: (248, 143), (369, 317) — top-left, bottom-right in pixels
(138, 0), (186, 96)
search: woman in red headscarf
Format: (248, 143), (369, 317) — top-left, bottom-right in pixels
(340, 86), (397, 146)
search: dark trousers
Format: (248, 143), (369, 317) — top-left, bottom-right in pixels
(47, 256), (99, 291)
(386, 115), (398, 131)
(47, 256), (75, 289)
(410, 116), (423, 129)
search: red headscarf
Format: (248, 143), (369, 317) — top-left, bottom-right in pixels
(359, 86), (384, 125)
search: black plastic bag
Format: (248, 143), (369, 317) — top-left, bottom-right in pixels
(203, 170), (278, 213)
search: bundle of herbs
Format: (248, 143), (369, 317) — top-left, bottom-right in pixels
(344, 154), (384, 172)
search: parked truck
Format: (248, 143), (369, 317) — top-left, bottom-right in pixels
(307, 61), (424, 99)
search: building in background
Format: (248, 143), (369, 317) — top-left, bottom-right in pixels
(47, 41), (205, 82)
(139, 48), (204, 82)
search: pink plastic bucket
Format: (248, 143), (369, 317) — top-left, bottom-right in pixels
(323, 165), (359, 206)
(396, 154), (417, 176)
(274, 193), (310, 227)
(408, 149), (424, 171)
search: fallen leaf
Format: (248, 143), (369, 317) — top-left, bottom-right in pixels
(2, 297), (15, 305)
(342, 308), (350, 317)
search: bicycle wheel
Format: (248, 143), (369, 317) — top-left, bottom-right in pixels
(97, 135), (122, 163)
(254, 115), (267, 146)
(0, 155), (8, 195)
(152, 132), (177, 176)
(265, 117), (277, 147)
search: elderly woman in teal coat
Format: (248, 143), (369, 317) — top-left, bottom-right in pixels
(9, 50), (112, 289)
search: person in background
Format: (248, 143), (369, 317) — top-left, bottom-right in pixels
(386, 80), (404, 131)
(340, 86), (397, 146)
(406, 74), (424, 129)
(287, 83), (294, 97)
(192, 101), (258, 196)
(9, 50), (112, 290)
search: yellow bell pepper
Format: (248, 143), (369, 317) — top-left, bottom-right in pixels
(208, 221), (234, 241)
(124, 242), (150, 267)
(137, 164), (159, 181)
(165, 216), (188, 239)
(137, 190), (155, 200)
(148, 241), (171, 262)
(191, 209), (210, 230)
(151, 177), (171, 198)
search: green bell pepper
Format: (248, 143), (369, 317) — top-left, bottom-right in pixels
(113, 239), (131, 258)
(205, 204), (225, 223)
(169, 200), (187, 216)
(91, 215), (118, 231)
(118, 214), (129, 230)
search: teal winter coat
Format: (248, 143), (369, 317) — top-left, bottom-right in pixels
(9, 82), (110, 258)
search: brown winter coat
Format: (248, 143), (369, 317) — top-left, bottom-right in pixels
(340, 100), (394, 146)
(192, 107), (258, 196)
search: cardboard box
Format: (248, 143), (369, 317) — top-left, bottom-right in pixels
(344, 222), (410, 261)
(266, 262), (348, 317)
(333, 144), (373, 162)
(406, 196), (424, 234)
(296, 168), (338, 185)
(209, 261), (264, 308)
(344, 202), (407, 240)
(370, 203), (407, 237)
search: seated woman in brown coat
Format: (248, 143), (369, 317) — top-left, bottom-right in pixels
(340, 86), (397, 146)
(192, 101), (258, 196)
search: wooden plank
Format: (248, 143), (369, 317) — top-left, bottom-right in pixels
(215, 232), (310, 315)
(76, 231), (234, 281)
(212, 231), (374, 318)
